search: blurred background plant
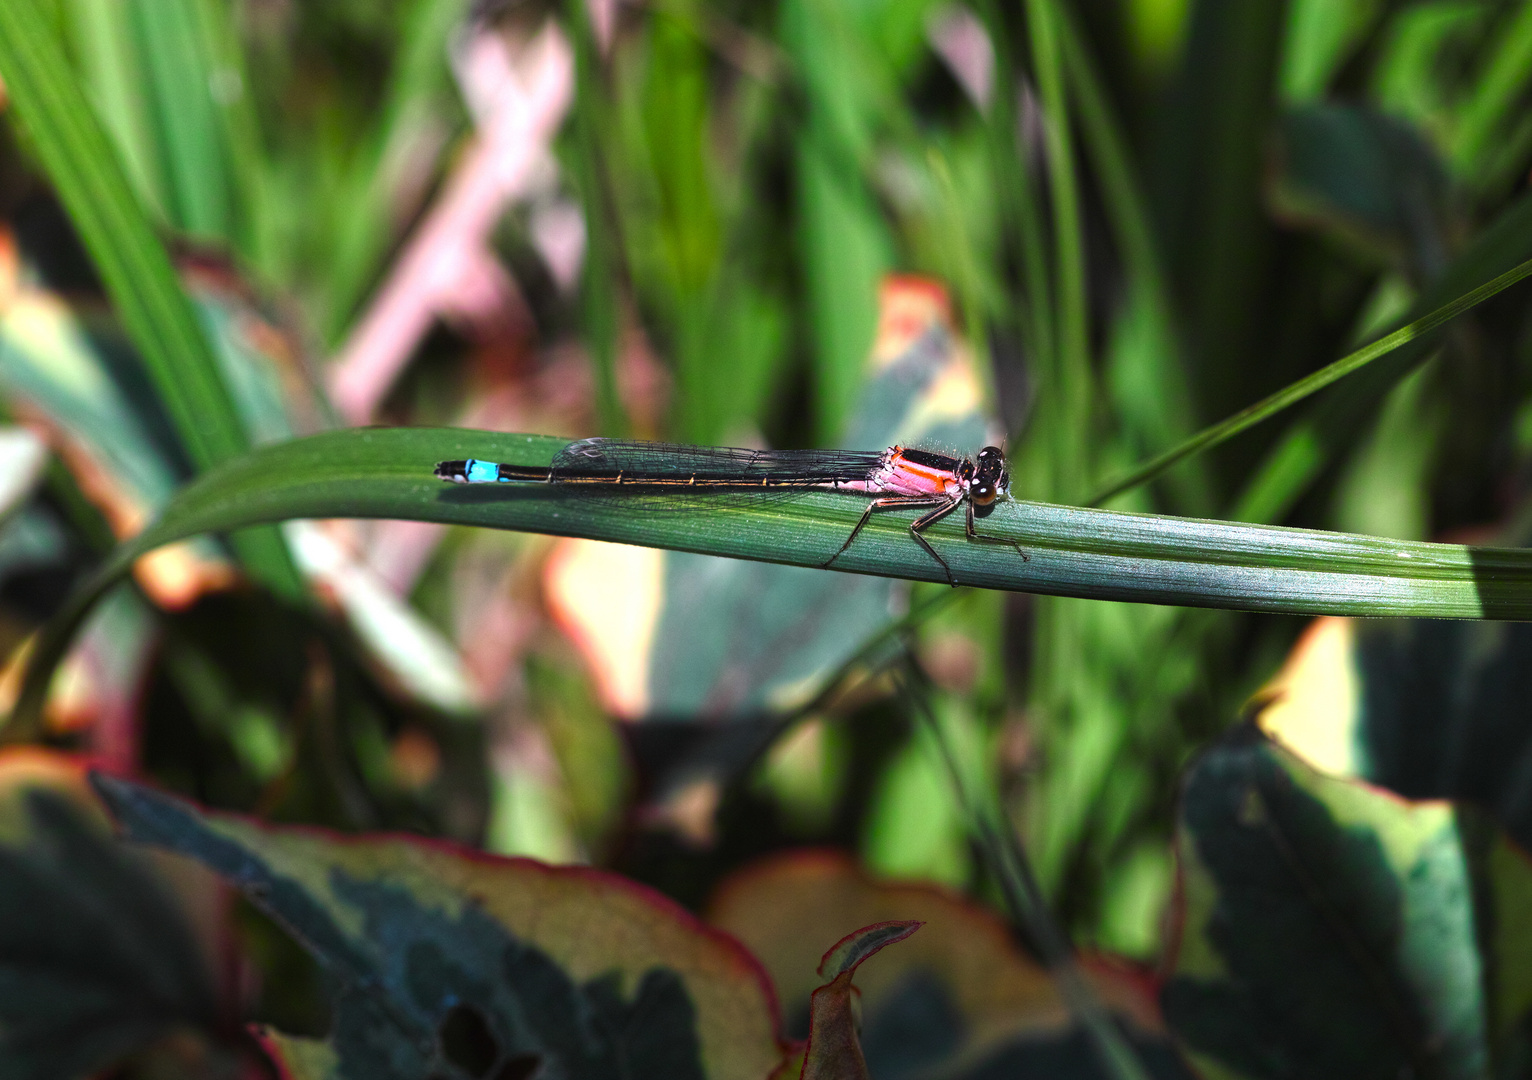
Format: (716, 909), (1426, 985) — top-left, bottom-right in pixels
(3, 0), (1532, 1076)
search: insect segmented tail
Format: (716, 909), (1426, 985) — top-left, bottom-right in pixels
(434, 459), (501, 483)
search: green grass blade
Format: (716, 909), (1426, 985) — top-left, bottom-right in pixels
(569, 8), (627, 438)
(1228, 192), (1532, 524)
(14, 426), (1532, 733)
(0, 0), (303, 595)
(0, 0), (240, 467)
(131, 0), (230, 240)
(1451, 1), (1532, 185)
(1026, 0), (1092, 500)
(900, 674), (1152, 1080)
(1088, 253), (1532, 507)
(320, 0), (469, 342)
(63, 0), (166, 217)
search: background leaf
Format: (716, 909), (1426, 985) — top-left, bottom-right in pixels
(0, 0), (301, 596)
(1163, 726), (1487, 1080)
(0, 751), (243, 1080)
(92, 771), (785, 1080)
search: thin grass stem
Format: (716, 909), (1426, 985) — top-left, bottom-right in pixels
(895, 669), (1152, 1080)
(1088, 254), (1532, 507)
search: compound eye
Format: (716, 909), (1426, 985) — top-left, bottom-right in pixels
(978, 446), (1004, 462)
(971, 481), (997, 505)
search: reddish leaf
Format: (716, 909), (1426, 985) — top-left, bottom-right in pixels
(800, 921), (922, 1080)
(710, 851), (1184, 1078)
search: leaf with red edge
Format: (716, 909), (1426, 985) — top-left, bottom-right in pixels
(817, 920), (922, 982)
(90, 772), (786, 1080)
(801, 921), (922, 1080)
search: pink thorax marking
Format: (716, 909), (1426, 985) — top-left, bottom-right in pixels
(835, 447), (965, 497)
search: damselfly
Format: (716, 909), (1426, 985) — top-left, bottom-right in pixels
(435, 438), (1027, 585)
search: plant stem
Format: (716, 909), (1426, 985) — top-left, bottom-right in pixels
(1088, 254), (1532, 506)
(896, 670), (1152, 1080)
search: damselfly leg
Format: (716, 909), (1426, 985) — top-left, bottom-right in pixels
(965, 499), (1029, 561)
(823, 494), (964, 586)
(823, 490), (1028, 587)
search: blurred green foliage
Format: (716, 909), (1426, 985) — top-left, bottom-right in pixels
(3, 0), (1532, 1076)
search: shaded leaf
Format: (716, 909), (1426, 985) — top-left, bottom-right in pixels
(1163, 725), (1487, 1080)
(1271, 103), (1450, 272)
(93, 772), (785, 1080)
(0, 751), (227, 1080)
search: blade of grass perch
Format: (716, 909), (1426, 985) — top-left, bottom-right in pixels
(14, 426), (1532, 735)
(1088, 253), (1532, 507)
(0, 0), (303, 597)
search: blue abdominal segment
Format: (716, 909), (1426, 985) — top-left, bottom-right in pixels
(466, 459), (503, 483)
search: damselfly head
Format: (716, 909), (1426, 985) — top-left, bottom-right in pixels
(969, 446), (1009, 505)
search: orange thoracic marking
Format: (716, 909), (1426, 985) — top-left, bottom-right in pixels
(895, 457), (960, 485)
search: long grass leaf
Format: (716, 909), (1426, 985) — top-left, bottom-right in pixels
(1026, 0), (1091, 500)
(0, 0), (303, 594)
(132, 0), (230, 239)
(13, 426), (1532, 733)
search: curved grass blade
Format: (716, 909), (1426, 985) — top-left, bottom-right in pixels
(1088, 253), (1532, 507)
(12, 426), (1532, 734)
(0, 0), (302, 596)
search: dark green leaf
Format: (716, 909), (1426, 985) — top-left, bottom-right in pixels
(0, 754), (222, 1080)
(1163, 726), (1486, 1080)
(1271, 103), (1450, 270)
(1261, 615), (1532, 858)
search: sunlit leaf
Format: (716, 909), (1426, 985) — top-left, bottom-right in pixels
(18, 422), (1532, 733)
